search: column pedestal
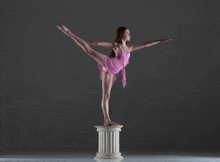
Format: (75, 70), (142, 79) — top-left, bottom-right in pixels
(94, 125), (123, 161)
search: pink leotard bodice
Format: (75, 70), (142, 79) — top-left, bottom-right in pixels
(98, 43), (130, 88)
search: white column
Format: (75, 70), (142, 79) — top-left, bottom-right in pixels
(94, 125), (123, 161)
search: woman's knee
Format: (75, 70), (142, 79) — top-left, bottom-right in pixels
(103, 93), (110, 99)
(101, 95), (110, 106)
(101, 93), (110, 101)
(78, 42), (92, 55)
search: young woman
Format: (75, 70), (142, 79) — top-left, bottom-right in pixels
(57, 25), (172, 126)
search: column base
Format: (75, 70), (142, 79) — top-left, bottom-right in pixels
(95, 152), (123, 160)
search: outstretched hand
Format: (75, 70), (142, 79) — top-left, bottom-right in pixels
(160, 39), (172, 43)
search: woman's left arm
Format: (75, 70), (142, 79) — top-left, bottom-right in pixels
(145, 39), (172, 47)
(130, 39), (172, 52)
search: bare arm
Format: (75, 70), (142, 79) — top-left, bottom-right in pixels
(86, 41), (98, 45)
(86, 41), (114, 48)
(144, 39), (172, 47)
(130, 39), (172, 52)
(129, 40), (160, 52)
(144, 40), (161, 47)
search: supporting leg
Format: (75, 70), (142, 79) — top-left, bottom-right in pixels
(101, 96), (120, 126)
(101, 96), (111, 123)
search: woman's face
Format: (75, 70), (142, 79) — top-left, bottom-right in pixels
(123, 29), (131, 41)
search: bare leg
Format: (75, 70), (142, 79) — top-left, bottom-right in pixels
(102, 97), (120, 126)
(57, 25), (92, 56)
(57, 25), (107, 68)
(101, 96), (111, 123)
(101, 71), (120, 126)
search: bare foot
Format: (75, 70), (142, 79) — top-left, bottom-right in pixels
(104, 120), (120, 127)
(56, 25), (70, 36)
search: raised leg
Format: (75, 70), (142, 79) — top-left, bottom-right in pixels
(67, 30), (93, 56)
(57, 25), (106, 68)
(67, 31), (107, 68)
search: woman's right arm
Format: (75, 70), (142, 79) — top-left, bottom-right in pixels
(86, 41), (115, 48)
(86, 41), (98, 45)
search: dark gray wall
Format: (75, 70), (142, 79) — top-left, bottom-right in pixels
(1, 0), (220, 152)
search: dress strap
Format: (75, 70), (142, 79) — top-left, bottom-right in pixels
(119, 43), (123, 52)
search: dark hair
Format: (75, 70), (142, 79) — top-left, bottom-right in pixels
(109, 27), (128, 57)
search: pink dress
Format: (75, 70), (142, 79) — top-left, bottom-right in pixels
(98, 43), (130, 88)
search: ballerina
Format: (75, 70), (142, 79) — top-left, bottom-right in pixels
(56, 25), (172, 126)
